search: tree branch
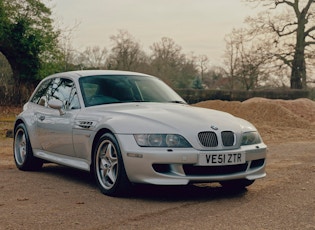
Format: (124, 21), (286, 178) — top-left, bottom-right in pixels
(270, 21), (297, 36)
(275, 0), (294, 8)
(275, 0), (299, 18)
(305, 25), (315, 37)
(305, 41), (315, 46)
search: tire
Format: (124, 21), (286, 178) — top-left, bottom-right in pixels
(93, 133), (131, 196)
(13, 123), (43, 171)
(220, 179), (255, 190)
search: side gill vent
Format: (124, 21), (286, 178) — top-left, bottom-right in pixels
(76, 121), (95, 129)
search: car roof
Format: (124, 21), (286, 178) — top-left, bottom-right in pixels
(48, 70), (152, 80)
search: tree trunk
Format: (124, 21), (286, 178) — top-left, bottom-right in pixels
(290, 4), (308, 89)
(290, 33), (306, 89)
(290, 56), (304, 89)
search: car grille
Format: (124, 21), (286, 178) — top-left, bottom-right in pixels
(198, 132), (218, 147)
(221, 131), (235, 146)
(198, 131), (235, 147)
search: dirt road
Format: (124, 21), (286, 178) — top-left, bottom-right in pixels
(1, 99), (314, 229)
(1, 139), (314, 230)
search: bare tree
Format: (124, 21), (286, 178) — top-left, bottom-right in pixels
(245, 0), (315, 89)
(78, 46), (107, 69)
(180, 57), (199, 88)
(57, 23), (80, 71)
(107, 30), (145, 71)
(203, 66), (228, 90)
(223, 28), (271, 90)
(196, 55), (209, 82)
(224, 30), (240, 90)
(150, 37), (187, 87)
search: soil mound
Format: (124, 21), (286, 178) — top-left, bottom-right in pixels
(1, 99), (315, 143)
(194, 98), (315, 143)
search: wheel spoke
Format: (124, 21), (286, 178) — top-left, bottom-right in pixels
(105, 143), (117, 160)
(20, 134), (26, 160)
(106, 160), (118, 183)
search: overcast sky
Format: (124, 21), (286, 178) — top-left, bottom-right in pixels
(46, 0), (256, 65)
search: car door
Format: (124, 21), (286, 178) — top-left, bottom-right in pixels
(34, 77), (81, 157)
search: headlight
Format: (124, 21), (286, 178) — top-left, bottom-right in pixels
(241, 131), (262, 145)
(148, 134), (163, 146)
(134, 134), (192, 147)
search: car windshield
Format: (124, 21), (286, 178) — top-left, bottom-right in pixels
(79, 75), (186, 107)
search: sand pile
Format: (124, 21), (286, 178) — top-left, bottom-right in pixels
(1, 99), (314, 144)
(194, 98), (315, 143)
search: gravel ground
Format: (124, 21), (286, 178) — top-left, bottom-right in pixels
(0, 139), (314, 229)
(0, 99), (314, 229)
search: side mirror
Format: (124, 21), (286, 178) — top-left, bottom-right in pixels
(48, 99), (65, 115)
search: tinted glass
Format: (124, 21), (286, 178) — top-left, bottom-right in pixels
(79, 75), (186, 107)
(31, 78), (80, 110)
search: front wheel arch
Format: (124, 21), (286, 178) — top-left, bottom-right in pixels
(90, 128), (114, 173)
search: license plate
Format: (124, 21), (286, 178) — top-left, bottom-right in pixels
(198, 152), (245, 166)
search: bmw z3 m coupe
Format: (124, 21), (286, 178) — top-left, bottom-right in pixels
(14, 70), (267, 196)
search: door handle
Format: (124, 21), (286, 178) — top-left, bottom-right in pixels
(38, 115), (45, 121)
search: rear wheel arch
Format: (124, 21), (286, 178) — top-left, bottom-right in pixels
(14, 119), (24, 133)
(13, 122), (43, 171)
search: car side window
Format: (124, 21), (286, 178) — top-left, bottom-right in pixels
(30, 79), (52, 106)
(31, 78), (80, 110)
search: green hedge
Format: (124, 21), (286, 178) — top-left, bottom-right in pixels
(0, 86), (312, 105)
(176, 89), (311, 104)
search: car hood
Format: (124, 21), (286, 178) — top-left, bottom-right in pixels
(80, 102), (256, 135)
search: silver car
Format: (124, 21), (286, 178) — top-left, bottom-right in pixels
(14, 70), (267, 196)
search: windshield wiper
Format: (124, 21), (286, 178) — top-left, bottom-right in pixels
(168, 100), (186, 104)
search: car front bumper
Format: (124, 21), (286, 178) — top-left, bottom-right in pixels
(117, 135), (267, 185)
